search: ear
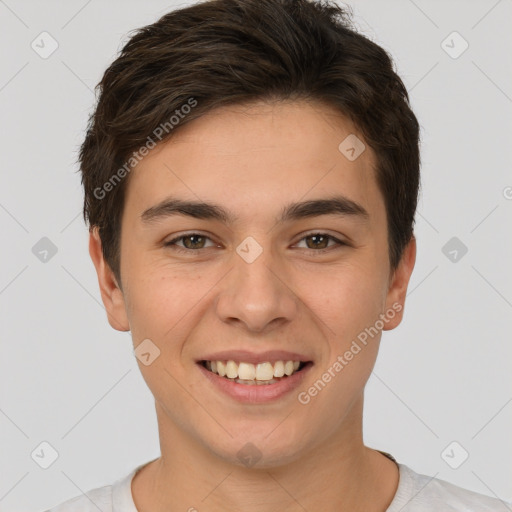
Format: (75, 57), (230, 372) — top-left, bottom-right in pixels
(88, 227), (130, 332)
(382, 235), (416, 330)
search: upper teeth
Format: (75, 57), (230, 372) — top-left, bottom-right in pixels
(205, 360), (301, 380)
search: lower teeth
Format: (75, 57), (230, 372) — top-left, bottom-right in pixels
(234, 378), (278, 385)
(220, 376), (283, 385)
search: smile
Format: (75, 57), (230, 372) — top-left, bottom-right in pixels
(197, 359), (313, 403)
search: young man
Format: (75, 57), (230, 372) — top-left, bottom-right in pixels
(46, 0), (509, 510)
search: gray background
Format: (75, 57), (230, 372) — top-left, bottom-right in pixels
(0, 0), (511, 510)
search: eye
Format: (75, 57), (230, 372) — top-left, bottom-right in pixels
(294, 232), (346, 253)
(164, 233), (217, 253)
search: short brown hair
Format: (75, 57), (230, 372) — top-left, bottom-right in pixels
(80, 0), (420, 285)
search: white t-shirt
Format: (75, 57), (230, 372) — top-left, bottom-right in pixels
(44, 455), (510, 512)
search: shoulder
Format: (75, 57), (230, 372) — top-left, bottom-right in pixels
(44, 484), (113, 512)
(42, 461), (148, 512)
(388, 463), (511, 512)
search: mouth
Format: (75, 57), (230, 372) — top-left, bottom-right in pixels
(199, 359), (311, 385)
(196, 356), (314, 403)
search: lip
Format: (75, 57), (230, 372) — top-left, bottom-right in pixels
(196, 350), (312, 365)
(197, 360), (314, 404)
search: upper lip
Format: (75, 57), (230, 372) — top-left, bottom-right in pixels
(197, 350), (313, 365)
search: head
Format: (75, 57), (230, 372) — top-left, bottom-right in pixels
(85, 0), (419, 466)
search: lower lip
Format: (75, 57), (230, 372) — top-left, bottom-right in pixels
(197, 362), (313, 404)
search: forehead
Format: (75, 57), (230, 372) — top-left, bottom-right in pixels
(123, 99), (384, 227)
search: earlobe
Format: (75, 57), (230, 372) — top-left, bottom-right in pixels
(382, 235), (417, 331)
(88, 227), (130, 332)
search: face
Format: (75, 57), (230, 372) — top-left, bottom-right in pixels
(90, 99), (415, 467)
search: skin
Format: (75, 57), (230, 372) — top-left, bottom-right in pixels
(89, 99), (416, 512)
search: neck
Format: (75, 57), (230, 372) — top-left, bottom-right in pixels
(132, 396), (399, 512)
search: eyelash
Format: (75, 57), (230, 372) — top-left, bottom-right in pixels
(164, 232), (347, 255)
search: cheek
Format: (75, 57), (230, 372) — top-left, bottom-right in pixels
(123, 262), (191, 340)
(296, 270), (384, 425)
(124, 256), (221, 349)
(294, 260), (386, 339)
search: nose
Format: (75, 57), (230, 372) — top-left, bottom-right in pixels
(215, 239), (298, 333)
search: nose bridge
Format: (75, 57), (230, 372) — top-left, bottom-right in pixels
(215, 235), (297, 331)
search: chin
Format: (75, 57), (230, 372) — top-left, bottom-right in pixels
(201, 424), (312, 470)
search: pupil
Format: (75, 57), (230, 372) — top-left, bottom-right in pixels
(185, 235), (204, 249)
(308, 234), (327, 249)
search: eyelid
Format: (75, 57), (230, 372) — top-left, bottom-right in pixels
(293, 229), (347, 244)
(164, 231), (219, 248)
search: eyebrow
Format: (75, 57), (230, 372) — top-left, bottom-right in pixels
(140, 195), (369, 226)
